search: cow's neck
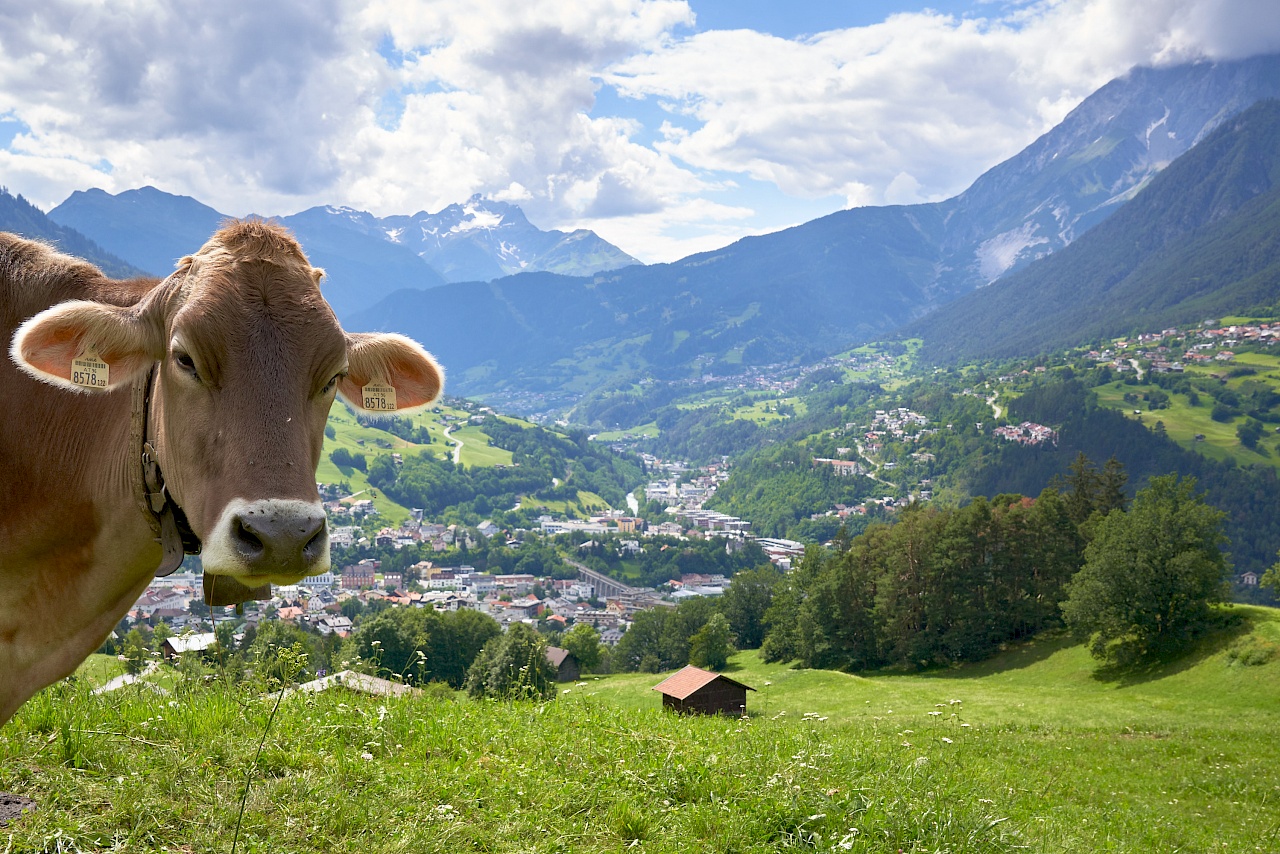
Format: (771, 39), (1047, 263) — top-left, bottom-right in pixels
(0, 378), (161, 724)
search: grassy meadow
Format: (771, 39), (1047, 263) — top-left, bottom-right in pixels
(315, 403), (517, 523)
(1092, 372), (1280, 468)
(3, 607), (1279, 852)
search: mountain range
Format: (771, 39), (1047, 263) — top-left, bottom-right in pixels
(9, 53), (1280, 409)
(343, 53), (1280, 399)
(44, 189), (637, 319)
(912, 98), (1280, 361)
(0, 188), (147, 279)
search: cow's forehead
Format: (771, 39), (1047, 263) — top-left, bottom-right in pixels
(195, 219), (314, 270)
(167, 221), (345, 361)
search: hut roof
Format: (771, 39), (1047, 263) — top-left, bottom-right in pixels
(286, 670), (419, 698)
(163, 633), (217, 655)
(546, 646), (573, 667)
(651, 665), (755, 700)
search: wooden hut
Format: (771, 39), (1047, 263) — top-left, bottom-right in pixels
(545, 646), (581, 682)
(652, 665), (755, 716)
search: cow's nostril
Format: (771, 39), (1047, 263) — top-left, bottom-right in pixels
(303, 523), (327, 561)
(232, 515), (265, 559)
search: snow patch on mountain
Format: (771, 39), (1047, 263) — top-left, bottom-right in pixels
(451, 204), (504, 233)
(977, 222), (1048, 282)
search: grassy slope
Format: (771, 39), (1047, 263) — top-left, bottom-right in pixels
(315, 403), (518, 523)
(4, 609), (1278, 851)
(1091, 359), (1280, 469)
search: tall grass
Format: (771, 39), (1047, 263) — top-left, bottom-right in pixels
(3, 608), (1279, 852)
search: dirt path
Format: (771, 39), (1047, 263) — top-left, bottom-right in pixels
(444, 425), (463, 464)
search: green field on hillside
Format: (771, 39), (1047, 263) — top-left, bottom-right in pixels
(315, 403), (522, 522)
(4, 608), (1278, 851)
(449, 424), (515, 468)
(1093, 378), (1280, 468)
(591, 422), (660, 442)
(730, 396), (807, 424)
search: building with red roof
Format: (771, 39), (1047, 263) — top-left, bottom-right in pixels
(651, 665), (755, 716)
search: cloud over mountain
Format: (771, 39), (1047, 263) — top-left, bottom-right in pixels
(1, 0), (1278, 262)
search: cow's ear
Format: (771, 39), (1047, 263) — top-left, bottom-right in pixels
(338, 332), (444, 416)
(10, 300), (161, 393)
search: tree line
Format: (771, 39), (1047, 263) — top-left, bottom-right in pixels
(755, 463), (1232, 671)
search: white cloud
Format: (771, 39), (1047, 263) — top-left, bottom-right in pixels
(344, 0), (702, 229)
(572, 196), (759, 263)
(0, 0), (381, 208)
(605, 0), (1280, 210)
(0, 0), (1278, 262)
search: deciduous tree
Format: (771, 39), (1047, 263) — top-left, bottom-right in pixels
(465, 623), (556, 701)
(688, 613), (735, 671)
(558, 622), (602, 673)
(1061, 474), (1229, 666)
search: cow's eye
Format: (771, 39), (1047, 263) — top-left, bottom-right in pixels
(321, 372), (345, 395)
(174, 352), (200, 381)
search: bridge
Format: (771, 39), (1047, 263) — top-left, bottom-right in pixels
(566, 559), (644, 599)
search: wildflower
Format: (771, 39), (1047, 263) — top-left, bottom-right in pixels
(361, 752), (374, 761)
(928, 711), (942, 717)
(941, 737), (953, 744)
(961, 723), (971, 728)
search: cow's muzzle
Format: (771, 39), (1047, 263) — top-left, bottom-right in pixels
(201, 498), (329, 584)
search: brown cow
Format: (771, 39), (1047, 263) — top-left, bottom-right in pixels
(1, 220), (442, 723)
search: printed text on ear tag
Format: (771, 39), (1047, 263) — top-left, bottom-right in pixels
(361, 382), (397, 412)
(71, 349), (110, 389)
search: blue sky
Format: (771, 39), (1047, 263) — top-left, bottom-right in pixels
(687, 0), (987, 37)
(1, 0), (1277, 262)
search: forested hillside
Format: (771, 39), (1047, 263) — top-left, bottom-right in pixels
(376, 418), (645, 525)
(912, 99), (1280, 361)
(971, 379), (1280, 574)
(0, 187), (147, 279)
(762, 491), (1086, 670)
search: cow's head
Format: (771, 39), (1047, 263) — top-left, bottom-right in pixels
(10, 220), (442, 590)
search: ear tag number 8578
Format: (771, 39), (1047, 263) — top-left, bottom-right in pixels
(361, 382), (397, 412)
(71, 349), (110, 389)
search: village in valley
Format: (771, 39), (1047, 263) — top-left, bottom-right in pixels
(123, 451), (804, 665)
(117, 315), (1280, 675)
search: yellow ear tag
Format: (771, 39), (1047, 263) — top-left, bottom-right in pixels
(71, 348), (110, 389)
(361, 381), (397, 412)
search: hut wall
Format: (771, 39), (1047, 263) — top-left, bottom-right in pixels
(664, 682), (747, 716)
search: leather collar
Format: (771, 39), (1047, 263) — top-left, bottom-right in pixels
(131, 365), (201, 578)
